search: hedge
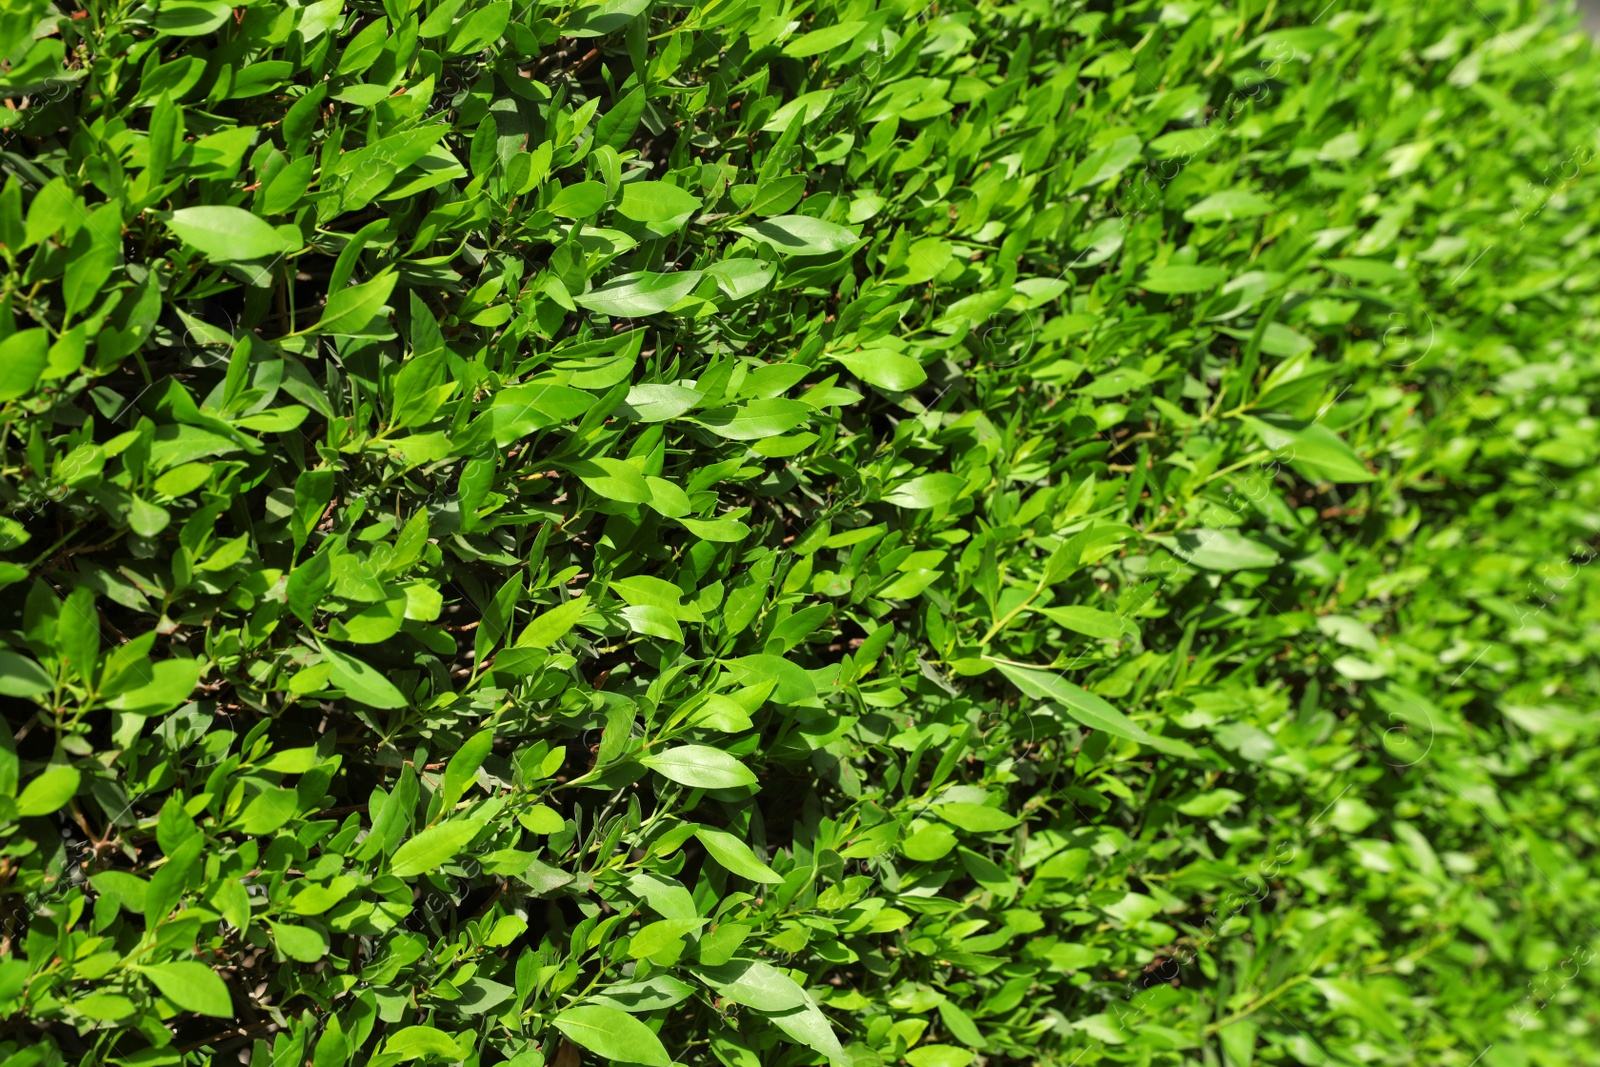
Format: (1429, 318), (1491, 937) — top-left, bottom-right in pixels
(1, 0), (1598, 1065)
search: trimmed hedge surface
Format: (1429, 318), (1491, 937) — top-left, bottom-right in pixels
(1, 1), (1598, 1066)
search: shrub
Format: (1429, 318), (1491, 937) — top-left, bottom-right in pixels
(1, 0), (1598, 1065)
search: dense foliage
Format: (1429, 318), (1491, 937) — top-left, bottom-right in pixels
(2, 0), (1598, 1065)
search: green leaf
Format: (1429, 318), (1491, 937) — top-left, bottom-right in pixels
(237, 786), (298, 834)
(595, 87), (647, 152)
(383, 1026), (470, 1062)
(690, 959), (807, 1011)
(1034, 605), (1136, 640)
(695, 399), (811, 441)
(695, 827), (783, 882)
(322, 644), (408, 708)
(268, 920), (329, 962)
(0, 650), (53, 697)
(0, 328), (49, 402)
(142, 962), (233, 1017)
(441, 729), (493, 810)
(549, 181), (609, 218)
(616, 181), (702, 223)
(307, 272), (398, 337)
(638, 745), (759, 789)
(1245, 416), (1376, 483)
(988, 659), (1197, 759)
(933, 802), (1019, 833)
(15, 763), (80, 817)
(389, 818), (484, 877)
(103, 657), (201, 715)
(1170, 529), (1282, 571)
(619, 384), (702, 422)
(1141, 265), (1228, 293)
(552, 1004), (673, 1067)
(830, 349), (927, 391)
(732, 215), (861, 256)
(514, 595), (590, 648)
(1184, 190), (1276, 223)
(569, 457), (651, 502)
(883, 473), (965, 509)
(166, 206), (296, 262)
(574, 271), (704, 317)
(907, 1046), (975, 1067)
(1070, 135), (1142, 190)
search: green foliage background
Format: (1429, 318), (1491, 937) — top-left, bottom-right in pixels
(1, 0), (1597, 1065)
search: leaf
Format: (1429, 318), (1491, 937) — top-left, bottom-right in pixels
(732, 215), (861, 255)
(770, 1000), (847, 1065)
(1177, 789), (1245, 816)
(309, 272), (398, 337)
(549, 181), (609, 218)
(695, 827), (784, 883)
(1034, 605), (1135, 640)
(574, 271), (703, 316)
(1245, 416), (1376, 483)
(691, 959), (807, 1011)
(552, 1004), (673, 1067)
(596, 87), (647, 151)
(0, 650), (53, 697)
(142, 962), (233, 1017)
(389, 818), (484, 877)
(616, 181), (703, 223)
(237, 786), (298, 834)
(883, 473), (965, 509)
(269, 920), (329, 962)
(570, 457), (651, 502)
(167, 206), (295, 261)
(322, 645), (408, 708)
(782, 21), (867, 57)
(1184, 190), (1276, 223)
(988, 659), (1197, 759)
(907, 1046), (975, 1067)
(695, 399), (811, 441)
(705, 259), (775, 300)
(830, 349), (927, 391)
(16, 764), (80, 817)
(933, 802), (1019, 833)
(103, 657), (201, 715)
(0, 329), (49, 402)
(441, 729), (493, 809)
(383, 1026), (470, 1062)
(1070, 135), (1142, 190)
(515, 595), (590, 648)
(1171, 529), (1281, 571)
(619, 384), (702, 422)
(638, 745), (759, 789)
(78, 993), (138, 1020)
(1141, 265), (1228, 293)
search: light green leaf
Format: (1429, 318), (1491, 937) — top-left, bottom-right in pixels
(574, 271), (704, 317)
(389, 818), (484, 877)
(639, 745), (759, 789)
(142, 961), (233, 1017)
(733, 215), (861, 256)
(167, 206), (296, 262)
(690, 959), (807, 1011)
(988, 659), (1197, 759)
(695, 827), (784, 883)
(322, 644), (408, 708)
(883, 473), (965, 509)
(16, 763), (80, 817)
(553, 1004), (673, 1067)
(617, 181), (703, 223)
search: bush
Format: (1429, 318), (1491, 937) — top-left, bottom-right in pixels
(2, 0), (1598, 1065)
